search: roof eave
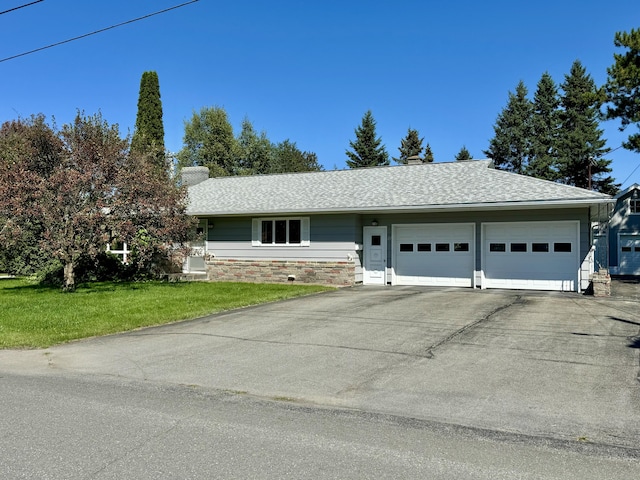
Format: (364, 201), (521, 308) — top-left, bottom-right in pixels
(187, 198), (615, 217)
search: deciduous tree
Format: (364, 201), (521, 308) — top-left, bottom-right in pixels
(177, 106), (239, 176)
(271, 140), (323, 173)
(0, 113), (193, 291)
(605, 28), (640, 154)
(346, 110), (389, 168)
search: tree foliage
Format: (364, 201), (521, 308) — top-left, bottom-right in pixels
(271, 140), (323, 173)
(423, 143), (434, 163)
(346, 110), (389, 168)
(455, 146), (473, 161)
(177, 106), (239, 176)
(484, 81), (532, 174)
(131, 71), (165, 170)
(557, 61), (617, 194)
(527, 72), (560, 180)
(605, 28), (640, 154)
(0, 113), (193, 291)
(394, 128), (424, 164)
(236, 118), (273, 175)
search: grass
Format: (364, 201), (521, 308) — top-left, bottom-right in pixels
(0, 278), (333, 349)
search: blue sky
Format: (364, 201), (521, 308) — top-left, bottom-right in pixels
(1, 0), (639, 187)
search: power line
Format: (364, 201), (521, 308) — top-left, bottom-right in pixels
(0, 0), (44, 16)
(0, 0), (199, 64)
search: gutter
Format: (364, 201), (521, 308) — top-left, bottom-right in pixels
(187, 197), (616, 217)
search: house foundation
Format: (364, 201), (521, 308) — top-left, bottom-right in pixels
(205, 259), (355, 287)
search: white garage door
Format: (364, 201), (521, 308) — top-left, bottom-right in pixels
(394, 224), (474, 287)
(483, 221), (579, 291)
(619, 235), (640, 275)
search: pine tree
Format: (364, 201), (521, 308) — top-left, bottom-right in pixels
(237, 118), (273, 175)
(393, 128), (423, 163)
(557, 61), (618, 194)
(455, 146), (473, 161)
(346, 110), (389, 168)
(423, 143), (434, 163)
(483, 81), (532, 174)
(131, 71), (165, 171)
(527, 72), (560, 181)
(605, 28), (640, 154)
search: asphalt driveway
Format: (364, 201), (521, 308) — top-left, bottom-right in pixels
(2, 285), (639, 449)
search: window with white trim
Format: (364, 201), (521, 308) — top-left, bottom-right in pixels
(252, 217), (310, 246)
(630, 198), (640, 215)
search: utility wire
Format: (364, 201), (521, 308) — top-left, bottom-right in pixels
(0, 0), (44, 16)
(0, 0), (199, 63)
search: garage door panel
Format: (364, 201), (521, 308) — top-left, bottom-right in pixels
(619, 235), (640, 275)
(483, 222), (578, 292)
(394, 224), (474, 287)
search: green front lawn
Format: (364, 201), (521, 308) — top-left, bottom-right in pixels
(0, 279), (332, 349)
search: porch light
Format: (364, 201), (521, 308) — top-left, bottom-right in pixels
(371, 220), (378, 226)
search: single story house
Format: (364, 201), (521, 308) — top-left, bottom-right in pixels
(594, 183), (640, 275)
(184, 160), (614, 292)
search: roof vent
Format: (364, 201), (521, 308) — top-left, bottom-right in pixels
(406, 155), (424, 165)
(180, 166), (210, 186)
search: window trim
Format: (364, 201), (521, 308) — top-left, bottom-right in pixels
(252, 217), (310, 247)
(630, 198), (640, 215)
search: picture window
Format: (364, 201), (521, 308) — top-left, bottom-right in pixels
(257, 218), (306, 246)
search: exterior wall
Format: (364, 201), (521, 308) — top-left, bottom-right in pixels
(360, 208), (592, 290)
(201, 214), (360, 286)
(196, 208), (593, 289)
(206, 259), (354, 286)
(607, 191), (640, 272)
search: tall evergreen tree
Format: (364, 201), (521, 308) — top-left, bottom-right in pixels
(484, 81), (532, 174)
(423, 143), (434, 163)
(605, 28), (640, 154)
(346, 110), (389, 168)
(527, 72), (560, 180)
(455, 146), (473, 161)
(557, 61), (618, 194)
(393, 128), (424, 163)
(131, 71), (165, 171)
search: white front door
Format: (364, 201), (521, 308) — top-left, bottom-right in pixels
(363, 226), (387, 285)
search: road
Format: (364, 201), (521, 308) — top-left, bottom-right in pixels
(1, 373), (637, 479)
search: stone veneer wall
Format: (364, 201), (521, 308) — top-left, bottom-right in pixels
(205, 259), (355, 287)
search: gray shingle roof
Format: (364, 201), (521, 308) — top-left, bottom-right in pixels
(187, 160), (612, 216)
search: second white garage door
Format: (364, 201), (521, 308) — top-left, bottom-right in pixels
(393, 224), (475, 287)
(482, 221), (579, 291)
